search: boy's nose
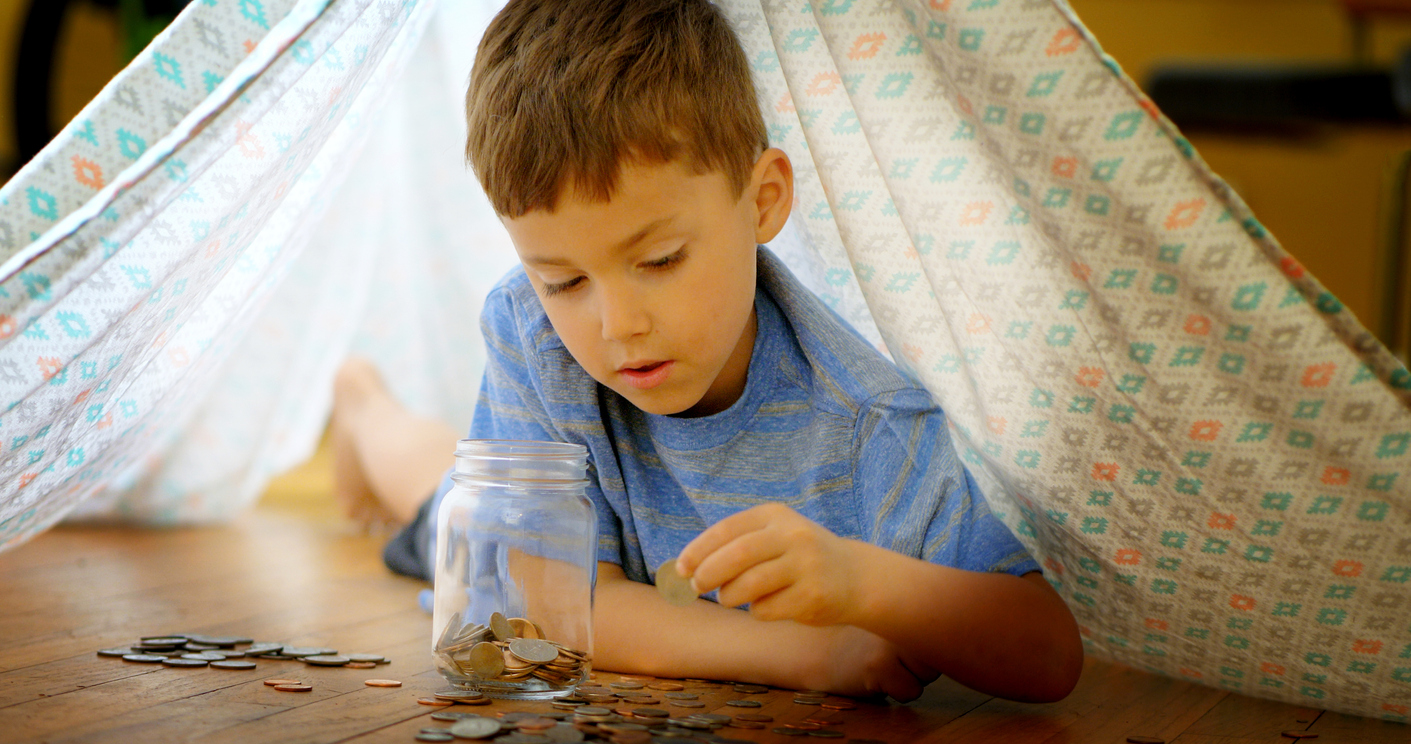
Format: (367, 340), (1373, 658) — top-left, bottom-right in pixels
(598, 291), (651, 341)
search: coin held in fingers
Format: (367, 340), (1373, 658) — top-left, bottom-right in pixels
(655, 557), (698, 607)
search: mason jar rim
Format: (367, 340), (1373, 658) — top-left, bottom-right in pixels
(454, 439), (587, 459)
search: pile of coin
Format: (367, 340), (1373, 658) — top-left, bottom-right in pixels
(434, 611), (588, 690)
(95, 632), (391, 671)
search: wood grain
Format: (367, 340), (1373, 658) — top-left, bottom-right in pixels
(0, 508), (1404, 743)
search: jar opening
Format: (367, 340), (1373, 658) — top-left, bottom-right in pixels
(453, 439), (588, 485)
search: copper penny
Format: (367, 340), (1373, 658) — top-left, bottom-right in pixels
(273, 684), (313, 692)
(364, 679), (402, 687)
(647, 682), (684, 691)
(785, 722), (821, 731)
(820, 700), (856, 711)
(345, 661), (377, 669)
(263, 679), (303, 686)
(418, 698), (454, 707)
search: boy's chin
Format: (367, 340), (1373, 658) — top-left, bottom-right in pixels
(612, 386), (701, 417)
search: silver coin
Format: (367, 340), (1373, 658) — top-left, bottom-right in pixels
(725, 699), (761, 708)
(121, 654), (166, 663)
(281, 647), (335, 657)
(654, 557), (698, 607)
(162, 658), (209, 668)
(97, 648), (134, 657)
(508, 638), (559, 664)
(302, 655), (350, 666)
(448, 718), (502, 739)
(245, 643), (284, 655)
(346, 653), (385, 663)
(210, 660), (257, 670)
(181, 652), (226, 662)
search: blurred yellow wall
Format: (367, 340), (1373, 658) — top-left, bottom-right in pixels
(0, 0), (121, 177)
(1069, 0), (1411, 343)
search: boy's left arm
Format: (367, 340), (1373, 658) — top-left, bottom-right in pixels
(677, 504), (1083, 702)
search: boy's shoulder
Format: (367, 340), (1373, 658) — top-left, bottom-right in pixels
(756, 248), (934, 419)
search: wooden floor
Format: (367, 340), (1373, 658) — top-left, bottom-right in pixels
(0, 463), (1408, 743)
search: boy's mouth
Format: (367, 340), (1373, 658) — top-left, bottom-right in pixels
(618, 360), (674, 390)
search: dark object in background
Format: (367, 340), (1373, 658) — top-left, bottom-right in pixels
(12, 0), (192, 168)
(1146, 56), (1411, 132)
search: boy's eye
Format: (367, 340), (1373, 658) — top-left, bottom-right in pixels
(540, 276), (583, 297)
(642, 249), (685, 270)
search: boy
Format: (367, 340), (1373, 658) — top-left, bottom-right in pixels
(355, 0), (1081, 704)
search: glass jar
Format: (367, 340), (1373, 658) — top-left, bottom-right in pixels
(431, 439), (597, 699)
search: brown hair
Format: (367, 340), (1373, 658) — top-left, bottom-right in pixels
(465, 0), (768, 217)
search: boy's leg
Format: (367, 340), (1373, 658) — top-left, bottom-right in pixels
(331, 358), (460, 526)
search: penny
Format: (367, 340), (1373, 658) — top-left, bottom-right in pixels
(1280, 734), (1318, 740)
(363, 679), (402, 687)
(302, 655), (350, 666)
(820, 701), (856, 711)
(263, 679), (303, 686)
(272, 684), (312, 692)
(633, 708), (669, 718)
(419, 698), (455, 706)
(415, 734), (454, 743)
(509, 638), (560, 664)
(518, 718), (559, 731)
(609, 681), (645, 690)
(211, 660), (257, 670)
(575, 706), (612, 716)
(490, 612), (513, 642)
(726, 699), (761, 708)
(121, 654), (167, 663)
(733, 683), (769, 694)
(647, 682), (685, 691)
(669, 700), (704, 708)
(544, 725), (586, 743)
(735, 713), (773, 722)
(449, 718), (503, 739)
(345, 661), (377, 669)
(663, 692), (698, 700)
(805, 718), (843, 726)
(796, 690), (829, 698)
(508, 617), (543, 640)
(787, 722), (821, 731)
(654, 557), (698, 607)
(468, 641), (505, 678)
(161, 658), (209, 668)
(1126, 738), (1165, 744)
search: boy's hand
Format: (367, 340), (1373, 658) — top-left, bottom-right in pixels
(815, 625), (938, 702)
(677, 503), (866, 627)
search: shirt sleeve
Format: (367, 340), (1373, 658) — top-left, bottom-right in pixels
(851, 388), (1039, 577)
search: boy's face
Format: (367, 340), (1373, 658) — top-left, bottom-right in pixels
(504, 151), (792, 417)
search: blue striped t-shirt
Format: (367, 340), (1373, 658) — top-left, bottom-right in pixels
(427, 247), (1038, 590)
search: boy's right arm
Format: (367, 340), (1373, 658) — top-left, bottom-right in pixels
(592, 562), (933, 701)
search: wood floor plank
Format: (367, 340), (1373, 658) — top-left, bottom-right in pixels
(1305, 710), (1411, 743)
(1180, 692), (1323, 739)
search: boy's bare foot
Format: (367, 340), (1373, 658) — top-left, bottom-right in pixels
(330, 358), (462, 528)
(332, 359), (403, 531)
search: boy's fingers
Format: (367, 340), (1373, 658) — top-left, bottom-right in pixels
(691, 527), (788, 594)
(715, 557), (793, 609)
(677, 504), (782, 575)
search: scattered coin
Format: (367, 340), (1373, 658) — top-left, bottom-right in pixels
(820, 700), (856, 711)
(647, 682), (684, 691)
(161, 658), (209, 668)
(668, 700), (704, 708)
(272, 684), (312, 692)
(726, 699), (762, 708)
(121, 654), (167, 663)
(97, 648), (134, 657)
(449, 717), (502, 739)
(302, 655), (351, 666)
(346, 653), (385, 663)
(345, 661), (377, 669)
(733, 683), (768, 694)
(281, 647), (335, 658)
(786, 722), (821, 731)
(793, 697), (823, 705)
(210, 660), (257, 670)
(181, 652), (226, 662)
(795, 690), (829, 698)
(419, 698), (455, 707)
(263, 679), (303, 686)
(363, 679), (402, 687)
(609, 680), (645, 690)
(662, 692), (698, 700)
(655, 557), (698, 607)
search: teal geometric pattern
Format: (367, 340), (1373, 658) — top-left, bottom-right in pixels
(0, 0), (434, 549)
(722, 0), (1411, 723)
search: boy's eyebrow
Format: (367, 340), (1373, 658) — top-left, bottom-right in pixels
(521, 216), (677, 266)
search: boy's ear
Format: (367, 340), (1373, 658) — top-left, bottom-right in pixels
(751, 148), (794, 245)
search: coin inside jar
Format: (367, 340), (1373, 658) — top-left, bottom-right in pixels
(654, 557), (698, 607)
(468, 641), (505, 678)
(508, 638), (560, 665)
(489, 612), (513, 642)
